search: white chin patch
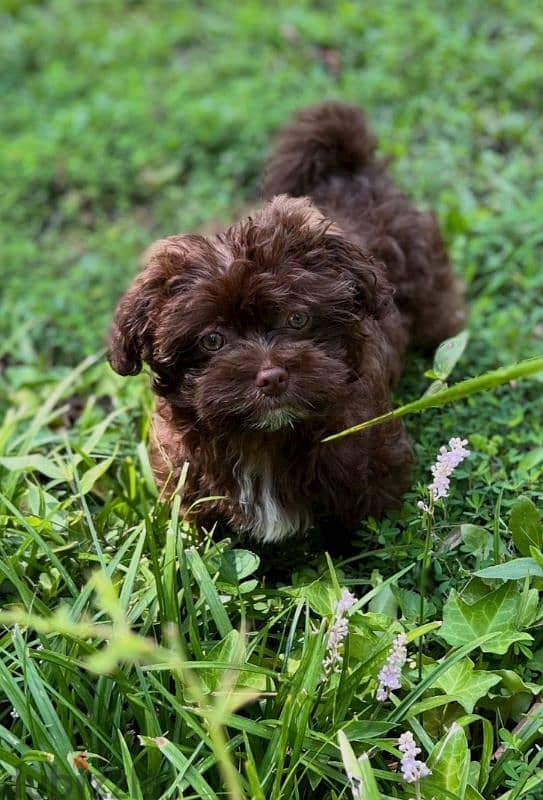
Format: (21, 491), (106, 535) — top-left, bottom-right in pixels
(254, 408), (299, 431)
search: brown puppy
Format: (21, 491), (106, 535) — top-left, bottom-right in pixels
(108, 102), (464, 544)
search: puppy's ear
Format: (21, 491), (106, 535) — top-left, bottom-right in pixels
(323, 232), (394, 319)
(108, 235), (204, 376)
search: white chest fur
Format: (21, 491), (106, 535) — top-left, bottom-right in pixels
(233, 452), (310, 542)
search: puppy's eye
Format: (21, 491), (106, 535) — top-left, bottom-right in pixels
(287, 311), (309, 330)
(200, 332), (225, 352)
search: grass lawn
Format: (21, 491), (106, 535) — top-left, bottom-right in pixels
(1, 1), (543, 797)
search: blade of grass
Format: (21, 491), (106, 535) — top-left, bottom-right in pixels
(118, 730), (144, 800)
(185, 547), (233, 638)
(323, 356), (543, 442)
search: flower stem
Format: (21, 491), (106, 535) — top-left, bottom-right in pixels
(418, 499), (434, 680)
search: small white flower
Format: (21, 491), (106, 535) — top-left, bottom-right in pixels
(398, 731), (432, 783)
(322, 589), (357, 676)
(376, 633), (407, 701)
(336, 588), (357, 615)
(428, 437), (470, 501)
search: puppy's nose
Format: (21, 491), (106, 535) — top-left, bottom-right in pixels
(255, 366), (288, 397)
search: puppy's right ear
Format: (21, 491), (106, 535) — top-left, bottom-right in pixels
(107, 236), (194, 376)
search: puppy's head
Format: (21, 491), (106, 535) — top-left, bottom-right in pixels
(108, 196), (393, 431)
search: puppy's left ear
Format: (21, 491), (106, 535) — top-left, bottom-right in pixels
(324, 233), (394, 319)
(108, 235), (207, 376)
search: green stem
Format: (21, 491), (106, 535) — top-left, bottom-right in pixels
(323, 356), (543, 442)
(418, 500), (434, 681)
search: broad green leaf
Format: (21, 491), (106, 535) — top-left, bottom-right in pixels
(430, 658), (501, 713)
(465, 786), (485, 799)
(429, 330), (470, 380)
(517, 447), (543, 472)
(213, 549), (260, 583)
(424, 722), (470, 800)
(474, 558), (543, 580)
(368, 570), (398, 618)
(201, 629), (245, 692)
(440, 582), (533, 654)
(495, 670), (541, 697)
(0, 454), (68, 481)
(287, 576), (336, 616)
(461, 524), (494, 560)
(518, 583), (539, 627)
(79, 452), (116, 494)
(392, 587), (437, 622)
(510, 496), (543, 556)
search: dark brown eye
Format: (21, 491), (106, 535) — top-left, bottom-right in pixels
(200, 332), (225, 352)
(287, 311), (309, 330)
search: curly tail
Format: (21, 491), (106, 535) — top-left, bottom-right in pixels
(262, 101), (378, 198)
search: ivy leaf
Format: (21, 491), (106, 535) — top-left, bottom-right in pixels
(510, 496), (543, 556)
(287, 577), (337, 616)
(392, 587), (437, 622)
(430, 658), (501, 713)
(440, 581), (533, 654)
(423, 722), (470, 800)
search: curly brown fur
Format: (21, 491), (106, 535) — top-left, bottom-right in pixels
(108, 101), (465, 547)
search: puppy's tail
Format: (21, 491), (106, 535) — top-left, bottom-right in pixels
(262, 101), (377, 198)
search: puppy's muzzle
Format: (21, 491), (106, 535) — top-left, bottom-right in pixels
(255, 366), (289, 397)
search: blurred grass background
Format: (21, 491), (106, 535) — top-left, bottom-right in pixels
(1, 5), (543, 796)
(2, 0), (542, 369)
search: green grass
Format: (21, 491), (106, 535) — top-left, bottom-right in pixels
(1, 1), (543, 798)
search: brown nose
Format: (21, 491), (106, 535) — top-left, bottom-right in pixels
(255, 366), (288, 397)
